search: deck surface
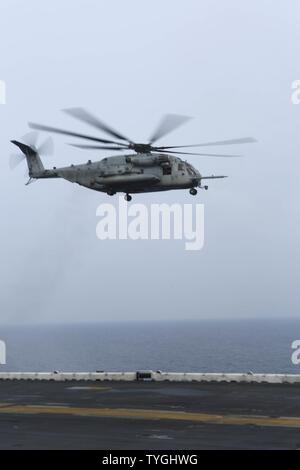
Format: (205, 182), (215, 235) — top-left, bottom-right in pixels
(0, 380), (300, 449)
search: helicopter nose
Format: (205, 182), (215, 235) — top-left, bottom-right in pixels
(191, 177), (200, 186)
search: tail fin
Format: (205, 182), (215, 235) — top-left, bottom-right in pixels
(11, 140), (44, 177)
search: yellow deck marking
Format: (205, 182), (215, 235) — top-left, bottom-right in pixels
(0, 404), (299, 428)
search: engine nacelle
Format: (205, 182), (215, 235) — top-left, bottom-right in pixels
(126, 155), (170, 167)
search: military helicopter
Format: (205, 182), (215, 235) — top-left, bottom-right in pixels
(11, 109), (255, 201)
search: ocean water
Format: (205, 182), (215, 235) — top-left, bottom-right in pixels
(0, 319), (299, 373)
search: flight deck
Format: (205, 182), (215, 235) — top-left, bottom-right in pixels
(0, 373), (299, 449)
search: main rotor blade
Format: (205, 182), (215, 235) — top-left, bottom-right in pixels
(64, 108), (132, 143)
(154, 149), (241, 157)
(155, 137), (256, 150)
(69, 144), (127, 151)
(149, 114), (192, 144)
(28, 122), (128, 146)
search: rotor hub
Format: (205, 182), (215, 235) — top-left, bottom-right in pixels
(129, 143), (153, 154)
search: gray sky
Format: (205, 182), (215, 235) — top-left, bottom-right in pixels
(0, 0), (299, 324)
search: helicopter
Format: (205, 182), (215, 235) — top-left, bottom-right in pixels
(11, 109), (256, 201)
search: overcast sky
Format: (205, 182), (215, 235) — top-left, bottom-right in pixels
(0, 0), (299, 324)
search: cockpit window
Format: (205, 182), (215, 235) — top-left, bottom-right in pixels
(163, 165), (172, 175)
(178, 163), (184, 171)
(186, 163), (197, 176)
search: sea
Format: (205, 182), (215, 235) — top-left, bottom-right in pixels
(0, 318), (299, 373)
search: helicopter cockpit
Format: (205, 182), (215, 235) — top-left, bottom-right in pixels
(178, 161), (198, 177)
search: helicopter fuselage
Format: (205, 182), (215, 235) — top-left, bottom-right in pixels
(38, 153), (201, 195)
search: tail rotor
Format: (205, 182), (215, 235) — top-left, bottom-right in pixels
(10, 132), (53, 179)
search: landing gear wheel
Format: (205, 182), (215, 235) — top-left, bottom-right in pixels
(107, 190), (115, 196)
(125, 194), (132, 202)
(204, 185), (208, 190)
(189, 188), (197, 196)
